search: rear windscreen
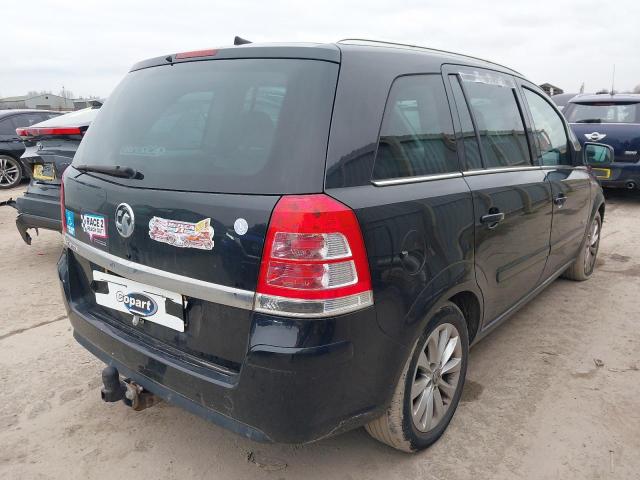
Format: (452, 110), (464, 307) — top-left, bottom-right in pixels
(72, 59), (339, 194)
(564, 102), (640, 124)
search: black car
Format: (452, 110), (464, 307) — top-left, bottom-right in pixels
(12, 108), (99, 244)
(58, 40), (607, 452)
(564, 94), (640, 190)
(0, 109), (63, 188)
(550, 92), (578, 111)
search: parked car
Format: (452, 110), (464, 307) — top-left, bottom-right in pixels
(551, 92), (579, 111)
(10, 107), (99, 244)
(58, 40), (607, 452)
(0, 109), (63, 188)
(564, 94), (640, 189)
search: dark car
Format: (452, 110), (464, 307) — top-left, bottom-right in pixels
(12, 108), (99, 244)
(550, 92), (578, 111)
(0, 109), (63, 188)
(564, 94), (640, 190)
(58, 40), (607, 452)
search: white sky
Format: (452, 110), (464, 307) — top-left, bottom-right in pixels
(2, 0), (639, 98)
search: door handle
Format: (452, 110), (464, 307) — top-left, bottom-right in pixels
(554, 194), (567, 207)
(480, 211), (505, 229)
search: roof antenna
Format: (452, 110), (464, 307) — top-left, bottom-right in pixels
(234, 36), (252, 46)
(610, 64), (616, 95)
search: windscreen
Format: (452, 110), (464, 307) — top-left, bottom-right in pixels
(564, 101), (640, 124)
(72, 58), (339, 194)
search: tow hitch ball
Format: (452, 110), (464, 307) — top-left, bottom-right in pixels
(100, 366), (161, 411)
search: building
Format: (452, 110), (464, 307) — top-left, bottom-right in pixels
(0, 93), (75, 111)
(73, 98), (103, 110)
(539, 83), (564, 96)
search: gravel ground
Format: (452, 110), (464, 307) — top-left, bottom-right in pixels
(1, 185), (639, 479)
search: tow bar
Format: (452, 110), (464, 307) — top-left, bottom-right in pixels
(100, 366), (161, 411)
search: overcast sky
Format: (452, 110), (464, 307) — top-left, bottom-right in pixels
(2, 0), (639, 99)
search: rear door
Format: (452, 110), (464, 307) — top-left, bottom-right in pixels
(518, 83), (591, 277)
(445, 66), (553, 326)
(63, 56), (339, 367)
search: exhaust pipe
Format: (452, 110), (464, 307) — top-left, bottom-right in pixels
(100, 366), (161, 411)
(626, 181), (636, 190)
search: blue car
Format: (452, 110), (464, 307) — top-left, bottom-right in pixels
(564, 94), (640, 190)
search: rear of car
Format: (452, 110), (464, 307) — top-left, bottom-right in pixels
(59, 45), (401, 443)
(14, 108), (99, 243)
(564, 95), (640, 189)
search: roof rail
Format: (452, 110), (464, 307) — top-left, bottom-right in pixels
(336, 38), (521, 75)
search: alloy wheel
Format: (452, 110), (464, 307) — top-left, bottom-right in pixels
(410, 322), (463, 432)
(584, 217), (600, 274)
(0, 158), (20, 187)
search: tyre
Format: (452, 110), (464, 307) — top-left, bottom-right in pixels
(365, 302), (469, 452)
(0, 155), (23, 189)
(562, 211), (602, 281)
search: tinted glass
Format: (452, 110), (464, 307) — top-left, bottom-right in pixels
(564, 102), (640, 124)
(372, 75), (458, 180)
(462, 74), (530, 168)
(524, 89), (569, 166)
(0, 118), (15, 135)
(449, 75), (483, 170)
(73, 59), (338, 194)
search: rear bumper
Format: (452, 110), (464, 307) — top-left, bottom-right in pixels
(58, 248), (405, 444)
(14, 182), (61, 243)
(595, 164), (640, 189)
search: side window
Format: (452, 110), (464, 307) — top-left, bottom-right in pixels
(372, 75), (458, 180)
(523, 89), (569, 166)
(448, 75), (483, 170)
(462, 73), (530, 168)
(0, 118), (16, 136)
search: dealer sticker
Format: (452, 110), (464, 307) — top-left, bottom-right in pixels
(81, 212), (108, 246)
(148, 216), (214, 250)
(65, 209), (76, 236)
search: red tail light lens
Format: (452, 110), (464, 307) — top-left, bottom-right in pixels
(175, 49), (218, 59)
(16, 127), (83, 139)
(255, 194), (373, 317)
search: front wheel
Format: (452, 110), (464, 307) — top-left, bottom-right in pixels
(563, 211), (602, 281)
(0, 156), (23, 189)
(365, 302), (469, 452)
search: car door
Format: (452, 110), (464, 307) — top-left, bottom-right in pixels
(0, 116), (23, 155)
(445, 66), (553, 326)
(518, 83), (592, 277)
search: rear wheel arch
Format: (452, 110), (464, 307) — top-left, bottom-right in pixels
(448, 290), (481, 344)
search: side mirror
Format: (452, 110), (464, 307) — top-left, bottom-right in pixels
(583, 142), (614, 166)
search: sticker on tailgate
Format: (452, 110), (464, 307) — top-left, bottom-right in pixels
(148, 216), (214, 250)
(81, 212), (108, 247)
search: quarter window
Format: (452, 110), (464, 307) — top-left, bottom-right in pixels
(449, 75), (483, 170)
(0, 118), (15, 136)
(523, 89), (569, 166)
(372, 75), (458, 180)
(462, 75), (530, 168)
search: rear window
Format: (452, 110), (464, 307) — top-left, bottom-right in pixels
(372, 75), (458, 180)
(564, 102), (640, 124)
(72, 59), (339, 194)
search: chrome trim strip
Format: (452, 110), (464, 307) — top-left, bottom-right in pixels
(463, 166), (541, 176)
(64, 234), (255, 310)
(371, 172), (463, 187)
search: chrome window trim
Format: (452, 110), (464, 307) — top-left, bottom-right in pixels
(462, 166), (541, 176)
(64, 234), (255, 310)
(371, 172), (463, 187)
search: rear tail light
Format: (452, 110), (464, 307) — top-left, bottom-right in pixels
(255, 194), (373, 318)
(60, 177), (66, 234)
(16, 127), (83, 139)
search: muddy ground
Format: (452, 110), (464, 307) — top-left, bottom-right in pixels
(1, 185), (639, 479)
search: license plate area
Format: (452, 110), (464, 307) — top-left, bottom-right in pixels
(33, 163), (55, 181)
(92, 271), (185, 332)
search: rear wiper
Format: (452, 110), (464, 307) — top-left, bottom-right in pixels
(575, 119), (602, 123)
(75, 164), (141, 179)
